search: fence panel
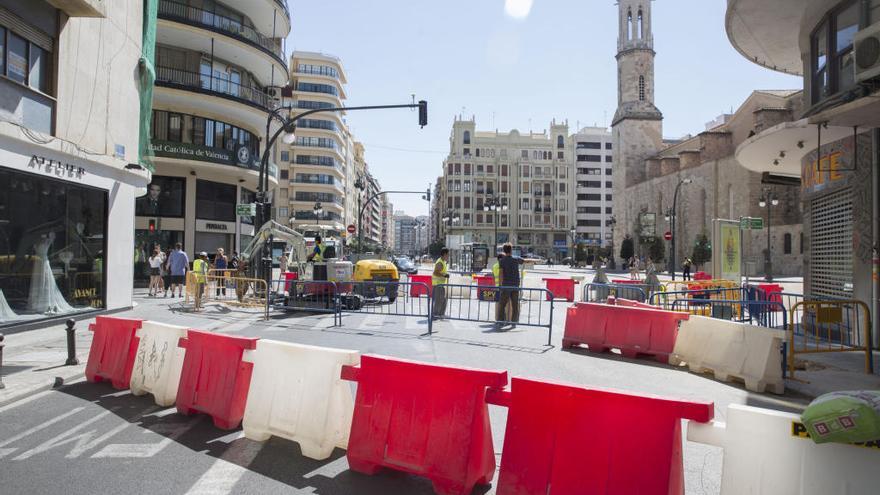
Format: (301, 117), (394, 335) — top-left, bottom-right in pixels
(671, 299), (786, 328)
(583, 283), (649, 303)
(337, 281), (431, 322)
(186, 272), (269, 319)
(275, 279), (340, 326)
(788, 300), (873, 377)
(430, 283), (554, 345)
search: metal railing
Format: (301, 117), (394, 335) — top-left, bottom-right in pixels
(583, 283), (650, 303)
(788, 300), (874, 378)
(337, 281), (431, 322)
(158, 0), (285, 62)
(670, 298), (787, 328)
(429, 283), (554, 345)
(275, 279), (340, 326)
(185, 272), (269, 319)
(155, 66), (271, 110)
(649, 287), (749, 315)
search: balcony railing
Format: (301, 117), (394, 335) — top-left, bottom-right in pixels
(155, 66), (271, 111)
(158, 0), (285, 65)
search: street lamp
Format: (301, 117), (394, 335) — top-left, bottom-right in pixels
(569, 226), (577, 268)
(483, 196), (508, 252)
(759, 187), (779, 281)
(667, 177), (692, 281)
(313, 201), (323, 226)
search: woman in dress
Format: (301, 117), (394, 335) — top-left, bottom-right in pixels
(148, 247), (164, 296)
(27, 232), (75, 314)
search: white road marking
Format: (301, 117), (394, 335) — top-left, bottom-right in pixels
(143, 407), (179, 418)
(100, 390), (132, 398)
(92, 417), (201, 458)
(0, 407), (87, 458)
(12, 410), (114, 460)
(207, 431), (245, 444)
(0, 391), (53, 414)
(184, 437), (265, 495)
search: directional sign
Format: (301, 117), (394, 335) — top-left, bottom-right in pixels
(739, 217), (764, 230)
(236, 203), (256, 217)
(750, 217), (764, 230)
(347, 224), (356, 234)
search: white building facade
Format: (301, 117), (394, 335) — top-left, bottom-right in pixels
(573, 127), (614, 248)
(0, 0), (150, 328)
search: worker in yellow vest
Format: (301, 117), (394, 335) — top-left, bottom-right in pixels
(309, 235), (326, 262)
(431, 248), (450, 318)
(492, 254), (502, 285)
(192, 251), (209, 311)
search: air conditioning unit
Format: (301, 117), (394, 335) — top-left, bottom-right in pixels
(855, 21), (880, 82)
(267, 86), (282, 109)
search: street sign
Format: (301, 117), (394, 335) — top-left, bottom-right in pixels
(347, 224), (356, 234)
(664, 231), (672, 241)
(236, 203), (256, 216)
(739, 217), (764, 230)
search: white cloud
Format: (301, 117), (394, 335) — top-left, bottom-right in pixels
(504, 0), (533, 20)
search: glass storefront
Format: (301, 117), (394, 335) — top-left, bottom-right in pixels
(133, 229), (184, 285)
(0, 168), (106, 325)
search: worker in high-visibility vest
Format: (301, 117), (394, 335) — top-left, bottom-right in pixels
(492, 254), (502, 285)
(309, 235), (327, 262)
(192, 251), (209, 311)
(431, 247), (450, 318)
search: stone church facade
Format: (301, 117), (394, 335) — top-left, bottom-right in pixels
(611, 0), (804, 277)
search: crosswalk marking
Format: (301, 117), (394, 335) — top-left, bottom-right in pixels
(0, 406), (86, 459)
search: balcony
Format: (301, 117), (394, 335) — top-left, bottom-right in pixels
(158, 0), (285, 67)
(155, 66), (271, 111)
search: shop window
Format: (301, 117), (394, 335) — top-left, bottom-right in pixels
(0, 169), (107, 319)
(196, 179), (236, 221)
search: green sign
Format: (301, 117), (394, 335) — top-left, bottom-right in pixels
(740, 217), (764, 230)
(236, 203), (256, 216)
(150, 140), (258, 170)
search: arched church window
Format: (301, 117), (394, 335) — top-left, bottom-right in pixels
(557, 135), (565, 149)
(637, 9), (643, 39)
(627, 9), (633, 40)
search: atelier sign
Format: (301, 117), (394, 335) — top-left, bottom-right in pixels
(29, 155), (86, 179)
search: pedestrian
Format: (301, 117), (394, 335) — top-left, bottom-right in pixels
(147, 247), (164, 296)
(279, 252), (289, 274)
(630, 257), (641, 280)
(431, 247), (450, 319)
(229, 251), (240, 271)
(496, 243), (524, 329)
(682, 257), (693, 281)
(213, 247), (228, 297)
(167, 242), (189, 298)
(308, 236), (325, 262)
(193, 251), (209, 310)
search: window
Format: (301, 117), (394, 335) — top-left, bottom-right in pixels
(6, 32), (27, 84)
(605, 168), (613, 175)
(463, 181), (471, 192)
(464, 197), (471, 208)
(0, 27), (5, 76)
(464, 163), (471, 175)
(487, 165), (494, 174)
(638, 75), (645, 101)
(559, 183), (566, 193)
(279, 169), (289, 180)
(501, 164), (508, 177)
(578, 194), (601, 201)
(521, 182), (530, 193)
(557, 135), (565, 149)
(605, 155), (613, 162)
(454, 197), (461, 208)
(453, 180), (461, 192)
(463, 130), (471, 144)
(295, 155), (338, 167)
(521, 150), (528, 159)
(605, 142), (612, 150)
(501, 181), (508, 193)
(784, 233), (792, 254)
(522, 165), (530, 177)
(454, 163), (461, 175)
(297, 63), (339, 78)
(296, 82), (338, 96)
(578, 155), (602, 162)
(579, 206), (601, 214)
(606, 181), (612, 188)
(463, 148), (471, 156)
(811, 2), (859, 103)
(447, 163), (453, 175)
(28, 44), (49, 93)
(280, 151), (289, 162)
(476, 213), (483, 224)
(577, 142), (601, 149)
(475, 149), (480, 157)
(606, 194), (612, 201)
(196, 179), (237, 221)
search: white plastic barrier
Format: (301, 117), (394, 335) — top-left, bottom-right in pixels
(688, 404), (880, 495)
(241, 340), (359, 460)
(671, 315), (784, 394)
(129, 321), (189, 406)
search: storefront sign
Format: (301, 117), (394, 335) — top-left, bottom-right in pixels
(802, 150), (846, 192)
(150, 141), (258, 170)
(205, 223), (228, 231)
(28, 155), (86, 179)
(195, 219), (236, 233)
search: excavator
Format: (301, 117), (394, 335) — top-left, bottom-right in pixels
(240, 221), (400, 309)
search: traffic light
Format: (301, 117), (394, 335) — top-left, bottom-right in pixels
(148, 219), (156, 233)
(418, 100), (427, 127)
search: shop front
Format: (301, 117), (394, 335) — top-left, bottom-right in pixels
(0, 135), (147, 328)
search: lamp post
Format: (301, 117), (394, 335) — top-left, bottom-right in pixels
(483, 196), (508, 252)
(759, 187), (779, 281)
(569, 226), (577, 268)
(313, 201), (323, 227)
(666, 177), (692, 281)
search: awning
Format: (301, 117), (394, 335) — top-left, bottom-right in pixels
(735, 118), (852, 177)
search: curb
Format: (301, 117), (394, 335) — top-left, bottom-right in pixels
(0, 367), (86, 409)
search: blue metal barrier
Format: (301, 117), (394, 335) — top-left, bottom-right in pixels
(336, 281), (431, 323)
(671, 299), (787, 328)
(275, 279), (341, 326)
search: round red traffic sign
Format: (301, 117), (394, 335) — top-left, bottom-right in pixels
(347, 224), (356, 234)
(664, 231), (672, 241)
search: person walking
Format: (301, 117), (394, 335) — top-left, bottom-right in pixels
(147, 247), (164, 296)
(496, 243), (524, 329)
(431, 248), (450, 319)
(682, 257), (693, 281)
(161, 247), (172, 297)
(167, 243), (189, 298)
(213, 247), (228, 297)
(192, 251), (209, 310)
(630, 256), (641, 280)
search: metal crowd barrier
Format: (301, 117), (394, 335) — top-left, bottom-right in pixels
(185, 272), (269, 319)
(650, 287), (749, 315)
(429, 283), (554, 345)
(336, 281), (431, 323)
(670, 298), (787, 328)
(788, 300), (874, 378)
(583, 283), (649, 303)
(274, 279), (340, 326)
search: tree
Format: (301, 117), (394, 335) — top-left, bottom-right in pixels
(692, 233), (712, 268)
(428, 240), (444, 258)
(620, 235), (634, 262)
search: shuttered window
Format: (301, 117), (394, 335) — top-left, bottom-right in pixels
(809, 188), (852, 298)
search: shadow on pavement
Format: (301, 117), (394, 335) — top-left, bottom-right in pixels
(59, 380), (493, 495)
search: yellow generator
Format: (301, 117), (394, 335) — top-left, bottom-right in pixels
(352, 259), (399, 302)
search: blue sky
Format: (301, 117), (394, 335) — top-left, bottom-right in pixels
(285, 0), (800, 216)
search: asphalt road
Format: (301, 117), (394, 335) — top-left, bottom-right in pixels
(0, 274), (812, 495)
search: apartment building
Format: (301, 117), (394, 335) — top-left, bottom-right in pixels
(572, 127), (614, 247)
(0, 0), (150, 327)
(142, 0), (289, 276)
(285, 51), (347, 234)
(440, 116), (578, 260)
(381, 196), (395, 253)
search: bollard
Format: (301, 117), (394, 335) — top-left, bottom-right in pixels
(65, 319), (79, 366)
(0, 333), (5, 389)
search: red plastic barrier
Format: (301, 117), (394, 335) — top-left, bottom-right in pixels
(563, 303), (689, 363)
(611, 279), (644, 285)
(474, 275), (498, 301)
(175, 330), (258, 430)
(409, 274), (432, 297)
(85, 316), (143, 389)
(614, 298), (660, 310)
(542, 278), (578, 302)
(489, 377), (713, 495)
(694, 271), (712, 280)
(283, 271), (298, 292)
(341, 355), (507, 495)
(757, 283), (784, 306)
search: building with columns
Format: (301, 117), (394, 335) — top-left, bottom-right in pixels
(611, 0), (804, 276)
